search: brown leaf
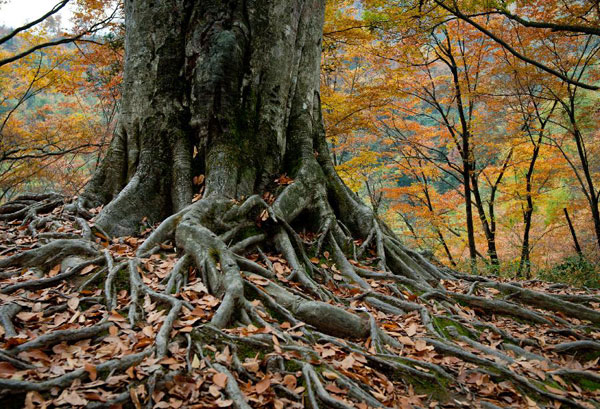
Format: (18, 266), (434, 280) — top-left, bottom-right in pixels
(193, 174), (205, 185)
(325, 383), (346, 394)
(48, 264), (61, 277)
(216, 346), (231, 364)
(274, 174), (293, 185)
(282, 374), (297, 389)
(242, 357), (260, 373)
(108, 325), (119, 336)
(62, 391), (88, 406)
(414, 339), (431, 352)
(216, 399), (233, 407)
(129, 386), (142, 409)
(24, 391), (45, 409)
(67, 297), (80, 311)
(209, 384), (221, 397)
(192, 354), (201, 369)
(82, 392), (105, 402)
(255, 375), (271, 394)
(142, 325), (154, 337)
(406, 323), (418, 337)
(399, 336), (415, 346)
(16, 312), (39, 322)
(80, 265), (96, 275)
(133, 337), (153, 350)
(213, 372), (228, 389)
(247, 275), (270, 286)
(84, 363), (97, 381)
(339, 355), (355, 370)
(0, 362), (17, 377)
(322, 371), (339, 380)
(545, 385), (566, 396)
(4, 336), (27, 348)
(126, 366), (135, 379)
(108, 310), (126, 322)
(259, 209), (269, 221)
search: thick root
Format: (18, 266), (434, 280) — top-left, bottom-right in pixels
(0, 192), (599, 409)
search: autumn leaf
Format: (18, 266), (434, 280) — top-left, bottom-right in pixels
(255, 375), (271, 394)
(322, 371), (339, 380)
(84, 363), (97, 381)
(213, 372), (228, 389)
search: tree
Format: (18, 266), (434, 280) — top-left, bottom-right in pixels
(345, 0), (600, 270)
(499, 59), (558, 277)
(370, 14), (510, 269)
(0, 0), (123, 200)
(0, 0), (119, 68)
(79, 0), (448, 336)
(426, 0), (600, 90)
(1, 1), (600, 408)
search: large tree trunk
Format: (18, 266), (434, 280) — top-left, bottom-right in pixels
(82, 0), (368, 238)
(81, 0), (446, 322)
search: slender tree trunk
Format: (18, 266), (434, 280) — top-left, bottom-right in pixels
(568, 106), (600, 250)
(589, 196), (600, 250)
(441, 39), (477, 269)
(462, 159), (477, 269)
(518, 137), (541, 278)
(437, 229), (456, 266)
(519, 194), (534, 278)
(564, 207), (583, 257)
(470, 176), (499, 267)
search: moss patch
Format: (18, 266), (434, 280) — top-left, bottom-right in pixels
(432, 316), (476, 339)
(558, 372), (600, 391)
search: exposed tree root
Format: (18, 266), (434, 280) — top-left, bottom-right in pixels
(0, 194), (599, 408)
(0, 303), (21, 337)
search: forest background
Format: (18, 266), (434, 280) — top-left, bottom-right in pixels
(1, 0), (599, 285)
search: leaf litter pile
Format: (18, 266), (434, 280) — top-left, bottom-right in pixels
(0, 194), (599, 408)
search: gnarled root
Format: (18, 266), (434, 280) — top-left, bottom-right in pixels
(0, 188), (599, 409)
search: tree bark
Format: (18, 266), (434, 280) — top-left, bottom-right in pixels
(83, 0), (352, 237)
(438, 35), (477, 269)
(79, 0), (395, 264)
(518, 136), (542, 278)
(74, 0), (452, 339)
(470, 175), (499, 267)
(564, 207), (583, 257)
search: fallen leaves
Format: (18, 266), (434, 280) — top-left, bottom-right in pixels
(212, 372), (228, 389)
(0, 362), (17, 377)
(255, 375), (271, 394)
(84, 363), (97, 381)
(67, 297), (80, 311)
(57, 390), (88, 406)
(322, 370), (339, 380)
(274, 174), (293, 185)
(0, 207), (599, 409)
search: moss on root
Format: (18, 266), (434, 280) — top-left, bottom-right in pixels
(557, 373), (600, 391)
(433, 316), (476, 340)
(395, 359), (452, 400)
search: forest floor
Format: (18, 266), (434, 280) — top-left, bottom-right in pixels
(0, 196), (599, 409)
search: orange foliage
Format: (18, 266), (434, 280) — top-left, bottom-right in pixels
(322, 0), (600, 275)
(0, 0), (122, 201)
